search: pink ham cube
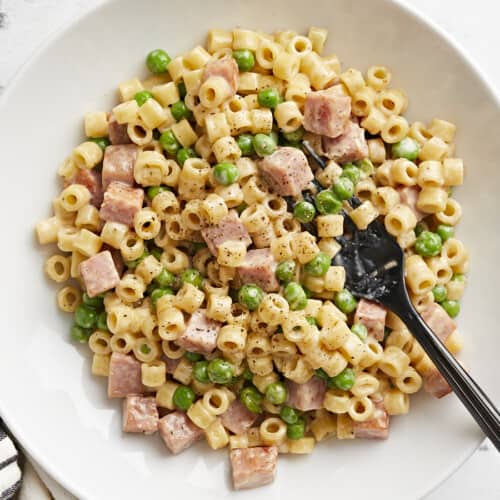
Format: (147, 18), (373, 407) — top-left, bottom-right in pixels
(108, 353), (144, 398)
(221, 399), (258, 435)
(354, 299), (387, 341)
(397, 186), (425, 222)
(176, 309), (221, 354)
(258, 147), (313, 196)
(230, 446), (278, 490)
(122, 396), (159, 434)
(158, 411), (204, 454)
(286, 377), (327, 411)
(108, 114), (131, 145)
(303, 86), (351, 138)
(237, 248), (280, 292)
(202, 56), (239, 95)
(79, 250), (120, 298)
(67, 168), (103, 208)
(353, 399), (390, 439)
(201, 210), (252, 257)
(322, 120), (369, 164)
(100, 181), (144, 227)
(423, 368), (452, 399)
(102, 144), (138, 190)
(421, 303), (456, 343)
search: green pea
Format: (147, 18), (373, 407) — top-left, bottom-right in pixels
(452, 273), (466, 283)
(159, 129), (181, 155)
(181, 268), (204, 288)
(304, 252), (330, 277)
(314, 190), (342, 215)
(265, 382), (287, 405)
(184, 351), (202, 362)
(193, 360), (210, 384)
(334, 289), (358, 314)
(391, 137), (419, 161)
(146, 49), (171, 73)
(355, 158), (375, 176)
(441, 300), (460, 318)
(415, 222), (427, 237)
(306, 316), (318, 326)
(140, 343), (151, 355)
(97, 311), (108, 331)
(176, 147), (197, 166)
(149, 244), (163, 261)
(146, 186), (170, 200)
(213, 162), (240, 185)
(236, 202), (248, 215)
(253, 133), (277, 157)
(232, 49), (255, 72)
(242, 368), (253, 381)
(341, 164), (361, 185)
(432, 285), (447, 303)
(284, 282), (308, 310)
(303, 286), (313, 298)
(436, 224), (454, 242)
(155, 268), (175, 287)
(415, 231), (442, 257)
(151, 287), (174, 306)
(125, 250), (147, 270)
(238, 284), (264, 311)
(280, 405), (300, 424)
(351, 323), (368, 342)
(191, 242), (207, 254)
(332, 177), (354, 201)
(74, 304), (98, 329)
(282, 127), (304, 143)
(88, 137), (110, 151)
(70, 323), (92, 343)
(240, 386), (263, 414)
(236, 134), (255, 156)
(329, 368), (355, 391)
(207, 359), (234, 384)
(258, 87), (280, 108)
(293, 201), (316, 223)
(134, 90), (154, 106)
(171, 100), (193, 122)
(173, 386), (196, 410)
(177, 81), (187, 99)
(315, 368), (329, 381)
(82, 292), (104, 310)
(287, 417), (305, 440)
(276, 261), (296, 283)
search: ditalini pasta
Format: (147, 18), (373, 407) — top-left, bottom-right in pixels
(35, 27), (468, 491)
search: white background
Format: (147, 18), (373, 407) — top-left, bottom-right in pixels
(0, 0), (498, 498)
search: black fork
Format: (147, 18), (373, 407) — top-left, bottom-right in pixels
(334, 196), (500, 451)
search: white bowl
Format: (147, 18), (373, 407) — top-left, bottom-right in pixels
(1, 0), (499, 498)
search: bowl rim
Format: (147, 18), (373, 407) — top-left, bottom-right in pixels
(0, 0), (495, 498)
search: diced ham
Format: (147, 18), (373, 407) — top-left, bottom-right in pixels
(162, 355), (181, 374)
(230, 446), (278, 490)
(397, 186), (425, 222)
(322, 120), (369, 164)
(108, 352), (144, 398)
(102, 144), (138, 190)
(202, 56), (239, 95)
(258, 147), (314, 196)
(176, 309), (221, 354)
(421, 303), (456, 343)
(423, 368), (452, 398)
(67, 168), (103, 208)
(286, 377), (327, 411)
(108, 114), (131, 145)
(79, 250), (120, 298)
(303, 86), (351, 138)
(102, 244), (125, 277)
(100, 181), (144, 227)
(158, 411), (204, 454)
(353, 399), (390, 439)
(201, 210), (252, 256)
(237, 248), (280, 292)
(122, 396), (159, 434)
(354, 299), (387, 341)
(221, 399), (258, 435)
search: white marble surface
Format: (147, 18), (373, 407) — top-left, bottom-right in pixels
(0, 0), (498, 498)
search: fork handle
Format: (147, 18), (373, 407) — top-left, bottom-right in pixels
(394, 303), (500, 451)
